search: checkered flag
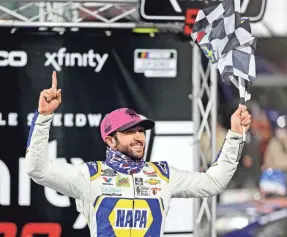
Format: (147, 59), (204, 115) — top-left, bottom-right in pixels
(191, 0), (257, 104)
(191, 0), (257, 140)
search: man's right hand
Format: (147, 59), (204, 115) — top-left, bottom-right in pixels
(38, 71), (62, 115)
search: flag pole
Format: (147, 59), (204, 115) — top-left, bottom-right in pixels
(234, 0), (246, 141)
(239, 77), (246, 141)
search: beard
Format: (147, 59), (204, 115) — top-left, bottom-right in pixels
(117, 143), (145, 160)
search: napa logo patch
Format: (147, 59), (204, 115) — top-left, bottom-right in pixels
(109, 199), (153, 236)
(115, 209), (148, 229)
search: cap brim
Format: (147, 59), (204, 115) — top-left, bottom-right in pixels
(116, 119), (155, 132)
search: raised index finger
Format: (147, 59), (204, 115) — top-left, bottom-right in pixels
(52, 71), (57, 89)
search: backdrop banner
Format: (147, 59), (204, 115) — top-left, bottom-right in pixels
(0, 29), (195, 236)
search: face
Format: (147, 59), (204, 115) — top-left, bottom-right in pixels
(107, 126), (146, 159)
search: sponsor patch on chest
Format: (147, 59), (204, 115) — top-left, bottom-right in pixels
(116, 175), (130, 188)
(135, 186), (150, 196)
(101, 176), (115, 185)
(101, 186), (123, 197)
(102, 168), (117, 177)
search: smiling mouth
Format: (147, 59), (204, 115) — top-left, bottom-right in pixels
(131, 142), (144, 150)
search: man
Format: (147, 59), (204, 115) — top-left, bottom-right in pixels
(26, 72), (252, 237)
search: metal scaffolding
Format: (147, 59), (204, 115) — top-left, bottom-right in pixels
(0, 1), (218, 236)
(0, 0), (182, 30)
(192, 43), (218, 237)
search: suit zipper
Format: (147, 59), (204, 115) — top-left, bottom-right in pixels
(130, 173), (135, 237)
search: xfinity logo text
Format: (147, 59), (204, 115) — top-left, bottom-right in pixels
(0, 51), (27, 67)
(44, 48), (109, 72)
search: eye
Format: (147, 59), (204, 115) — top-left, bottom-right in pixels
(138, 129), (145, 133)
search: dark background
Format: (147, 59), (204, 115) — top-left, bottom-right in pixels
(0, 29), (194, 237)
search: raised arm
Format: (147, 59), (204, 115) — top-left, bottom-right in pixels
(170, 105), (251, 198)
(25, 71), (90, 199)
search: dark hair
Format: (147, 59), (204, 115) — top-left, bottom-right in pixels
(105, 131), (119, 146)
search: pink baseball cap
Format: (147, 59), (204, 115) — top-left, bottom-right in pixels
(100, 108), (155, 141)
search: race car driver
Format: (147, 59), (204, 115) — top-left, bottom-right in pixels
(25, 71), (252, 237)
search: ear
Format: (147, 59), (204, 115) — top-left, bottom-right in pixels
(105, 136), (117, 148)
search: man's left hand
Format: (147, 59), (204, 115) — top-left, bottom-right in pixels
(231, 105), (252, 134)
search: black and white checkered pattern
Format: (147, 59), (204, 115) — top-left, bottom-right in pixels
(191, 0), (257, 102)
